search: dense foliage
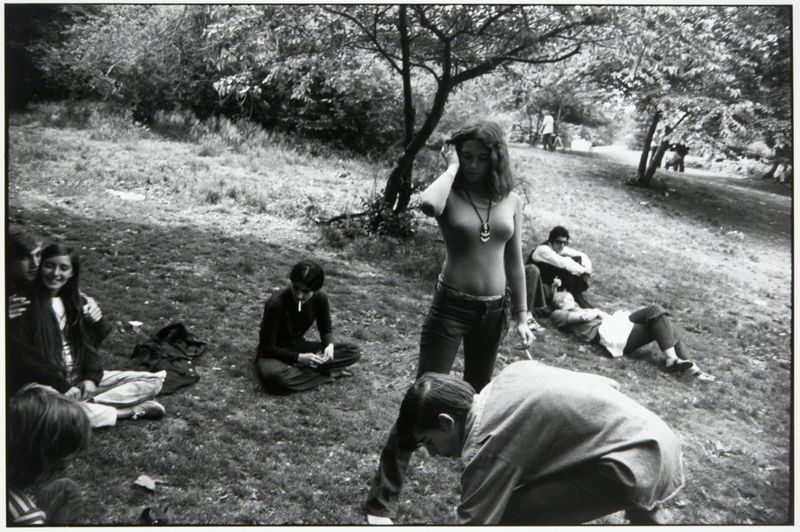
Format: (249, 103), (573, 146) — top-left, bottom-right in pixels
(10, 4), (791, 186)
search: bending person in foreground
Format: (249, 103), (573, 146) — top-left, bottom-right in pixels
(364, 120), (534, 523)
(255, 260), (361, 393)
(7, 244), (167, 426)
(398, 362), (685, 525)
(8, 384), (91, 525)
(528, 225), (594, 308)
(550, 288), (715, 381)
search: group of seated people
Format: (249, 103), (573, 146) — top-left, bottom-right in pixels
(524, 225), (714, 381)
(6, 225), (362, 524)
(6, 220), (707, 525)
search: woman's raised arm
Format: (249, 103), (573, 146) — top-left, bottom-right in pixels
(420, 143), (459, 217)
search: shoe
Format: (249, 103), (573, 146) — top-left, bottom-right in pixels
(665, 360), (693, 373)
(328, 369), (353, 379)
(366, 514), (394, 525)
(130, 400), (166, 420)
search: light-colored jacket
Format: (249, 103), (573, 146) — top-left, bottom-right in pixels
(458, 361), (684, 524)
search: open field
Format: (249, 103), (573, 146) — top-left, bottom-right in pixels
(6, 108), (793, 524)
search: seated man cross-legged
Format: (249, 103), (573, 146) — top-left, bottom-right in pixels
(394, 361), (685, 525)
(255, 260), (361, 393)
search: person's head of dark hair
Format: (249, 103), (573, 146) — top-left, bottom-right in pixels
(8, 384), (90, 488)
(289, 260), (325, 291)
(448, 120), (513, 200)
(396, 372), (475, 451)
(548, 226), (570, 244)
(9, 225), (42, 257)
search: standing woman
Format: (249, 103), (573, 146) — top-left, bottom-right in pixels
(8, 244), (166, 427)
(364, 120), (534, 522)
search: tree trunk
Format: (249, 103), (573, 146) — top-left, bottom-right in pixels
(393, 5), (415, 211)
(636, 109), (660, 182)
(384, 29), (452, 213)
(383, 80), (451, 211)
(761, 160), (779, 180)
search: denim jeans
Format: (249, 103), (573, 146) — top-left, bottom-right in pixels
(364, 282), (505, 518)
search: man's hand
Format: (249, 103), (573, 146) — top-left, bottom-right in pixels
(320, 343), (334, 364)
(78, 379), (97, 399)
(298, 353), (324, 367)
(8, 296), (30, 319)
(65, 387), (82, 400)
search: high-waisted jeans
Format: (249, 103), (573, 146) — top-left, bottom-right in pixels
(364, 281), (506, 517)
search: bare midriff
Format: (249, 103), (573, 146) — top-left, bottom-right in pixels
(437, 189), (516, 297)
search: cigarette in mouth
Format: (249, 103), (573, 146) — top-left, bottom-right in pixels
(298, 300), (302, 312)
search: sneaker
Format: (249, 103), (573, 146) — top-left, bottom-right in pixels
(130, 400), (165, 420)
(366, 514), (394, 525)
(329, 369), (353, 380)
(665, 359), (693, 373)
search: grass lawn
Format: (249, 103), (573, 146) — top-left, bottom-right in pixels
(6, 108), (793, 525)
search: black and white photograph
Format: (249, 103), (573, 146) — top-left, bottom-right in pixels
(4, 3), (793, 525)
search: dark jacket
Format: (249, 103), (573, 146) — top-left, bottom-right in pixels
(7, 295), (112, 396)
(256, 288), (334, 364)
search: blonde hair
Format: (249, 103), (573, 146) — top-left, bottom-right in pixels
(552, 291), (574, 310)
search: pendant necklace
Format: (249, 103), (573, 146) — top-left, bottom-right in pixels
(464, 189), (492, 243)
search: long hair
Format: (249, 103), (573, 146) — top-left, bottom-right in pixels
(396, 372), (475, 451)
(28, 244), (96, 379)
(8, 384), (90, 488)
(448, 120), (513, 201)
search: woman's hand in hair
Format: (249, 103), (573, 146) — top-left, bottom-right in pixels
(440, 142), (460, 169)
(82, 296), (103, 322)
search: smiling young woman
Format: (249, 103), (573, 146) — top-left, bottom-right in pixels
(7, 244), (167, 426)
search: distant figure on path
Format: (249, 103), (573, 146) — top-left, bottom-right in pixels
(255, 260), (361, 393)
(7, 244), (167, 426)
(8, 384), (91, 525)
(664, 143), (689, 172)
(549, 289), (715, 381)
(539, 109), (556, 151)
(528, 225), (594, 308)
(364, 120), (534, 523)
(395, 362), (685, 524)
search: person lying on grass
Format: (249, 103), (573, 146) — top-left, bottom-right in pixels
(7, 244), (167, 426)
(393, 362), (685, 525)
(255, 260), (361, 393)
(8, 383), (91, 525)
(549, 284), (715, 381)
(8, 224), (43, 319)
